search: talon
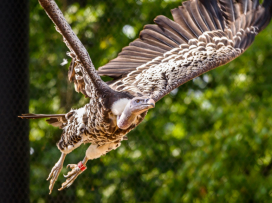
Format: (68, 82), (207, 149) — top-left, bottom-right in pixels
(47, 153), (66, 194)
(47, 165), (63, 194)
(66, 164), (77, 169)
(59, 161), (87, 191)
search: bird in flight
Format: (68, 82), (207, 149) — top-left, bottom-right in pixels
(20, 0), (272, 194)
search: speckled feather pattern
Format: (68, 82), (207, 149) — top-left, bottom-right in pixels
(111, 31), (244, 102)
(103, 0), (271, 102)
(56, 103), (147, 152)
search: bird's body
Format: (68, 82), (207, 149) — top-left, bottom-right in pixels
(50, 98), (147, 154)
(21, 0), (272, 194)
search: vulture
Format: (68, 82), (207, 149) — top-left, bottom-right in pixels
(20, 0), (272, 194)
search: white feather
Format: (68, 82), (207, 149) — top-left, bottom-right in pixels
(76, 107), (85, 117)
(74, 107), (86, 123)
(86, 142), (121, 160)
(111, 98), (130, 115)
(60, 58), (68, 66)
(61, 141), (82, 153)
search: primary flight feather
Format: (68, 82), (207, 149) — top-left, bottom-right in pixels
(20, 0), (272, 194)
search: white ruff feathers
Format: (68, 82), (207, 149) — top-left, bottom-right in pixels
(111, 98), (130, 115)
(75, 107), (86, 119)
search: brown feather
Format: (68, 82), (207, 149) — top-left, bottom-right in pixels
(140, 29), (179, 48)
(171, 4), (201, 37)
(237, 0), (249, 14)
(100, 63), (144, 70)
(110, 57), (151, 63)
(144, 24), (186, 45)
(19, 113), (66, 119)
(122, 46), (163, 56)
(199, 0), (225, 30)
(197, 0), (216, 30)
(118, 50), (160, 58)
(189, 0), (210, 32)
(129, 39), (166, 53)
(139, 37), (173, 51)
(68, 58), (75, 82)
(218, 0), (238, 23)
(154, 15), (194, 42)
(180, 2), (203, 36)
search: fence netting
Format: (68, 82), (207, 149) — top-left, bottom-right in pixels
(0, 0), (29, 203)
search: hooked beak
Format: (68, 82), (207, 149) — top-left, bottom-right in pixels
(146, 98), (155, 108)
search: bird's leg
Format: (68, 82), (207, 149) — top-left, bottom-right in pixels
(47, 152), (66, 194)
(58, 142), (121, 191)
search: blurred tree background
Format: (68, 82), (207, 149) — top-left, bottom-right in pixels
(28, 0), (272, 202)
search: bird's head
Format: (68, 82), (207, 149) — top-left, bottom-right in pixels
(116, 97), (155, 130)
(129, 97), (155, 114)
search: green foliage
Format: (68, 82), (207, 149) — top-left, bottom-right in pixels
(29, 0), (272, 202)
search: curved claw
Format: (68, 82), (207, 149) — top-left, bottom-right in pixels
(64, 164), (78, 178)
(47, 165), (63, 194)
(66, 164), (77, 169)
(58, 163), (86, 191)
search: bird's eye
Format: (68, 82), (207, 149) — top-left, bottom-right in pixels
(136, 100), (140, 103)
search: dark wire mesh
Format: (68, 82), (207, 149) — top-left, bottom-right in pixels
(0, 0), (29, 202)
(2, 0), (272, 202)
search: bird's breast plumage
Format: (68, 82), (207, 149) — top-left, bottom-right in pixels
(83, 101), (147, 146)
(58, 99), (147, 152)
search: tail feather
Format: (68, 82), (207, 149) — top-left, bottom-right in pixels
(19, 113), (66, 119)
(19, 113), (67, 128)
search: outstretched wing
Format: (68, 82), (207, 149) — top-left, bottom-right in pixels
(39, 0), (112, 99)
(56, 28), (91, 97)
(98, 0), (272, 102)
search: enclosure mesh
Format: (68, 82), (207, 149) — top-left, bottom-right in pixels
(0, 0), (29, 203)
